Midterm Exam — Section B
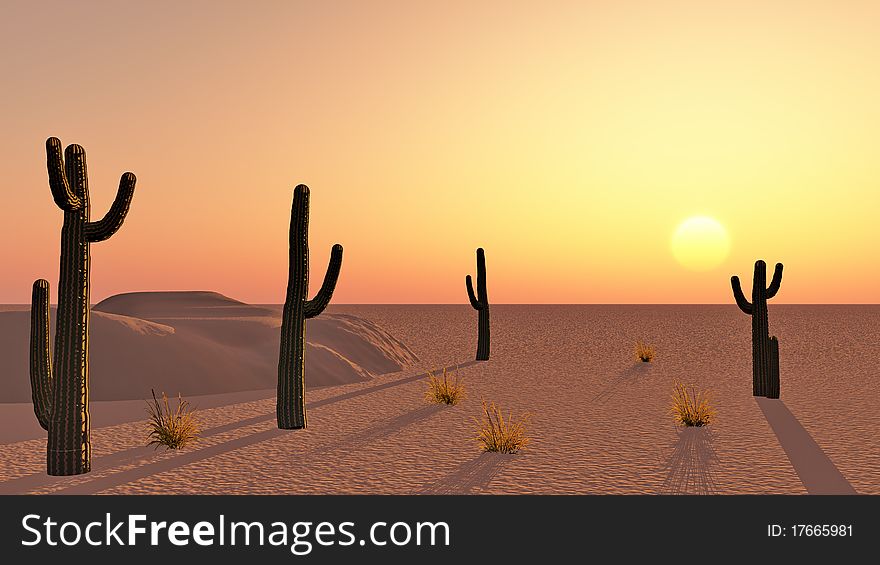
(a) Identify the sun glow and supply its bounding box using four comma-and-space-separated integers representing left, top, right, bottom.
671, 216, 731, 271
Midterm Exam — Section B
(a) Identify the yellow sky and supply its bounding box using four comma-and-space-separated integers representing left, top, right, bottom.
2, 1, 879, 303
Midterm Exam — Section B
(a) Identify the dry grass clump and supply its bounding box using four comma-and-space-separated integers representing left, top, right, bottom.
635, 341, 656, 362
146, 389, 201, 450
425, 367, 466, 405
475, 399, 531, 454
671, 382, 715, 427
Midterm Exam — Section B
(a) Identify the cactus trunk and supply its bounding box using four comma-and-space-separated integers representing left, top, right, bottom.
29, 138, 135, 475
476, 307, 489, 360
466, 248, 490, 361
750, 280, 770, 397
277, 184, 343, 429
48, 196, 92, 475
768, 336, 780, 399
731, 260, 783, 399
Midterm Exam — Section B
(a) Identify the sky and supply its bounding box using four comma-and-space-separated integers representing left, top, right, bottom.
1, 0, 879, 304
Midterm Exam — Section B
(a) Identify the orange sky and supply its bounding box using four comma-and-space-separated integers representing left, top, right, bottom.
2, 1, 879, 303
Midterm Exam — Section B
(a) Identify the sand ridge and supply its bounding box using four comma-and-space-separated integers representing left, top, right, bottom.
0, 292, 419, 403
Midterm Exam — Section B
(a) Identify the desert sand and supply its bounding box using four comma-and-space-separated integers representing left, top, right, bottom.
1, 301, 878, 495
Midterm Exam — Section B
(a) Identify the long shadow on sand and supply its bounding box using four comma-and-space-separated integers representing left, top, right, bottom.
54, 405, 446, 495
756, 397, 856, 494
591, 363, 653, 404
418, 453, 509, 494
0, 361, 478, 494
311, 405, 443, 456
659, 427, 719, 494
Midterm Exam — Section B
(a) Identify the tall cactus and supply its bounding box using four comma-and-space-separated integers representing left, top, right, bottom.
30, 137, 136, 475
277, 184, 343, 429
731, 260, 783, 399
466, 247, 490, 361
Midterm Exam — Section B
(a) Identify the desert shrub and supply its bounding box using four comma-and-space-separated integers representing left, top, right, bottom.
671, 383, 715, 427
146, 389, 201, 450
425, 367, 466, 405
635, 341, 656, 362
475, 399, 530, 454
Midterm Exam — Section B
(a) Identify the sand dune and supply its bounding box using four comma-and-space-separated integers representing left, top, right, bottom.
93, 291, 274, 319
0, 291, 419, 403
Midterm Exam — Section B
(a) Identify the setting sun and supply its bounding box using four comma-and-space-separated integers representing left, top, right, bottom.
671, 216, 731, 271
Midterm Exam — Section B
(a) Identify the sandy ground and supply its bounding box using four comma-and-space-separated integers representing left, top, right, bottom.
1, 304, 877, 495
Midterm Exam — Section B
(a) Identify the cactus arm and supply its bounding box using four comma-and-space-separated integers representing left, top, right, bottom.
29, 280, 52, 431
731, 276, 753, 315
85, 173, 136, 242
466, 275, 481, 309
45, 138, 82, 211
64, 143, 90, 202
304, 244, 343, 319
475, 247, 487, 302
766, 263, 784, 299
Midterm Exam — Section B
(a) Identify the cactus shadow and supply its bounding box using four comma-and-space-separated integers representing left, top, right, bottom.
1, 361, 476, 494
312, 404, 443, 455
309, 360, 479, 410
659, 426, 719, 495
54, 405, 444, 495
756, 397, 856, 494
591, 363, 653, 404
418, 452, 509, 494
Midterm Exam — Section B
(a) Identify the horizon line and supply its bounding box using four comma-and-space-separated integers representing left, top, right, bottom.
4, 302, 879, 307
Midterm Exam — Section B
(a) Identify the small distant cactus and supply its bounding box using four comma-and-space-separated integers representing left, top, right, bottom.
731, 260, 783, 398
30, 137, 136, 475
466, 248, 490, 361
277, 184, 343, 429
